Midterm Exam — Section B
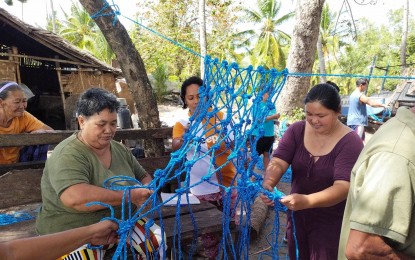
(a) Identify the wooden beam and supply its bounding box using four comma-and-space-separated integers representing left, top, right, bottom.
0, 52, 107, 70
0, 161, 45, 175
0, 128, 172, 147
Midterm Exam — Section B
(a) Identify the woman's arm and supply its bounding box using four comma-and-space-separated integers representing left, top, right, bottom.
172, 137, 185, 151
60, 183, 152, 211
280, 180, 349, 211
260, 157, 289, 206
0, 220, 118, 260
265, 112, 280, 122
40, 124, 53, 131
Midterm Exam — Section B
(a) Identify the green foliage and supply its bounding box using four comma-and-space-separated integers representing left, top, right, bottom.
235, 0, 294, 70
131, 0, 199, 83
152, 62, 169, 102
47, 0, 413, 100
281, 107, 305, 124
57, 2, 114, 64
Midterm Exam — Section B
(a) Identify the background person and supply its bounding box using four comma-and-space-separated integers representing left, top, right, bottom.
347, 78, 388, 141
172, 76, 237, 259
260, 83, 363, 259
0, 220, 118, 260
36, 87, 165, 259
338, 106, 415, 259
0, 81, 53, 164
251, 89, 280, 170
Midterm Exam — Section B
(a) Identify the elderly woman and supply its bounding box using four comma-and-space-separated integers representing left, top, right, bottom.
261, 83, 364, 260
36, 88, 165, 259
0, 81, 53, 164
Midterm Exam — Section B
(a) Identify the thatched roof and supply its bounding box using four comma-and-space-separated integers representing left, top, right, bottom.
0, 7, 121, 75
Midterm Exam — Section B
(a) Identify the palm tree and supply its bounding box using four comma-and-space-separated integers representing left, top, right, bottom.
236, 0, 294, 70
59, 2, 114, 64
317, 3, 340, 82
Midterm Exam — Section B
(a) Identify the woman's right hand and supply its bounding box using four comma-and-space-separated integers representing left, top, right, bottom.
260, 183, 275, 206
130, 188, 153, 207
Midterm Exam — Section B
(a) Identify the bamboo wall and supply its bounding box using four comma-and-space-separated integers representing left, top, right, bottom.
0, 60, 17, 82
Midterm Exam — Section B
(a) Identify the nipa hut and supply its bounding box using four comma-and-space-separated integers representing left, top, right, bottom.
0, 7, 122, 130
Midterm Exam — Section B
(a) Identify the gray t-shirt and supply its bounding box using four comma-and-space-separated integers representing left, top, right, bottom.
36, 134, 147, 234
347, 89, 368, 126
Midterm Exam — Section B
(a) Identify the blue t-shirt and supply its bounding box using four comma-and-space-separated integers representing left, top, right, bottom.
347, 89, 368, 126
252, 101, 276, 137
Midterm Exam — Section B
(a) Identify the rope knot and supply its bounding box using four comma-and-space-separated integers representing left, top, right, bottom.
117, 219, 136, 235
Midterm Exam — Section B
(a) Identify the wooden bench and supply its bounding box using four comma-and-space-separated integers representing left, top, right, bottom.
0, 128, 173, 175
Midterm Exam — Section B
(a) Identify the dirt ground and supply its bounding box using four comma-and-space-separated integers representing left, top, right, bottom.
247, 178, 291, 259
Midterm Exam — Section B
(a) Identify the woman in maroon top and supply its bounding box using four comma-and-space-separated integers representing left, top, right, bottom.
261, 83, 363, 260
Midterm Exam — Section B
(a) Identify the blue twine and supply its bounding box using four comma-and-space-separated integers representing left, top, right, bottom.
369, 107, 391, 122
0, 212, 34, 226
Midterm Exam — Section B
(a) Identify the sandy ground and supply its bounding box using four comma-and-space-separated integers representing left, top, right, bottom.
131, 104, 188, 128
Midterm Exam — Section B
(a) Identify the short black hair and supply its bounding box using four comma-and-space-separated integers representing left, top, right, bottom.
356, 78, 368, 87
180, 76, 203, 109
77, 87, 120, 117
304, 83, 341, 113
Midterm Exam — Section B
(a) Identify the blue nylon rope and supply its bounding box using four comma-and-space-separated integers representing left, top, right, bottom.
80, 55, 293, 259
0, 212, 34, 226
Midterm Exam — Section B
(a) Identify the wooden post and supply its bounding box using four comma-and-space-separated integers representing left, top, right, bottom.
12, 46, 20, 83
55, 57, 66, 120
79, 67, 85, 90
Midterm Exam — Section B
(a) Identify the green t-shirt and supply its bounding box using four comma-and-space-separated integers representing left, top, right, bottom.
36, 134, 147, 235
338, 107, 415, 259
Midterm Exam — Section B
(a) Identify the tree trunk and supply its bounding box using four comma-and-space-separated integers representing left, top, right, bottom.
277, 0, 325, 116
199, 0, 207, 78
400, 0, 409, 73
49, 0, 56, 33
78, 0, 164, 157
316, 33, 326, 83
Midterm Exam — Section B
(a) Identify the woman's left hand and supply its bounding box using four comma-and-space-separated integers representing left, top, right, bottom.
280, 193, 310, 211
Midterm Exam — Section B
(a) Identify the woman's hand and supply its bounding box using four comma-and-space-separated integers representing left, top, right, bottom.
88, 220, 119, 245
260, 183, 275, 206
280, 193, 310, 211
130, 188, 153, 207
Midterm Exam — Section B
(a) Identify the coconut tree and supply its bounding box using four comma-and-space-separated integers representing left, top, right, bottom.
236, 0, 294, 70
317, 3, 340, 82
59, 2, 114, 64
277, 0, 325, 115
78, 0, 164, 156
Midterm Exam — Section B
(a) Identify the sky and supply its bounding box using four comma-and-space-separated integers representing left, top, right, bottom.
0, 0, 407, 32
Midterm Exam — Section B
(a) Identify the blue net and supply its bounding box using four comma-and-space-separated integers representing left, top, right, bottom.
89, 56, 290, 259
